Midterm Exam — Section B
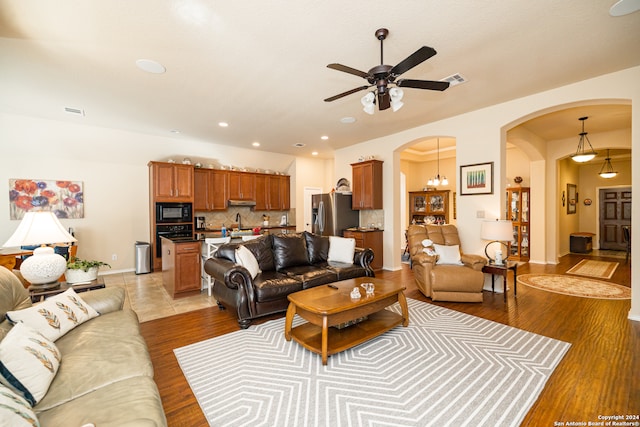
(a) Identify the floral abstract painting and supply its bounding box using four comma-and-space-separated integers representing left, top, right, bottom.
9, 179, 84, 220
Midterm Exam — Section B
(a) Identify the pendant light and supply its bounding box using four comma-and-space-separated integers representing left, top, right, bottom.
571, 116, 597, 163
427, 138, 448, 186
598, 149, 618, 179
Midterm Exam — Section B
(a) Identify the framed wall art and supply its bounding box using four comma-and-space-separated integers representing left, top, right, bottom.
567, 183, 577, 214
460, 162, 494, 195
9, 179, 84, 220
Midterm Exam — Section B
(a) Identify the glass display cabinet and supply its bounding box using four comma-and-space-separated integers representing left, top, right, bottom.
506, 187, 530, 261
409, 190, 450, 225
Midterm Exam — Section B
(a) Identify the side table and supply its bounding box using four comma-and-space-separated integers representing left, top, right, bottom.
482, 261, 518, 301
29, 277, 106, 303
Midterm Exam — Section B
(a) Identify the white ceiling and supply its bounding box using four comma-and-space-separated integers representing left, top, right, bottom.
1, 1, 639, 159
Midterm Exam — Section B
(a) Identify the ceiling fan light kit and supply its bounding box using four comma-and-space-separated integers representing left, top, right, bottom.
325, 28, 450, 113
571, 116, 597, 163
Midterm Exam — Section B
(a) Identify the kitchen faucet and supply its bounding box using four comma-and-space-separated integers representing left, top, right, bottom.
235, 212, 242, 230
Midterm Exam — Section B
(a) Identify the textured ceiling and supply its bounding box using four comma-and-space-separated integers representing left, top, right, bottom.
1, 1, 638, 159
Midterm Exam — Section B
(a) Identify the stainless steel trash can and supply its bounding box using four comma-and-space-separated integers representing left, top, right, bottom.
135, 241, 151, 274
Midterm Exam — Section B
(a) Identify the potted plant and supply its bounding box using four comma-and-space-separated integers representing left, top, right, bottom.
65, 257, 111, 284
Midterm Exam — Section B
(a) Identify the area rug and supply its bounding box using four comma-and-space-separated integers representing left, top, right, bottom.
174, 298, 570, 427
566, 259, 619, 279
517, 274, 631, 299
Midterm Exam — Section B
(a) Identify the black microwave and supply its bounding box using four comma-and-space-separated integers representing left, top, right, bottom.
156, 202, 193, 223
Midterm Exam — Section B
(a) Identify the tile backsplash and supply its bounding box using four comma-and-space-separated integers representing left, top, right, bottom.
360, 210, 384, 229
195, 207, 295, 230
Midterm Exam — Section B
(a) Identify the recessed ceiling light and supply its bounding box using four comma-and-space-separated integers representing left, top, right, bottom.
218, 122, 229, 127
293, 143, 306, 148
135, 59, 166, 74
252, 142, 260, 147
312, 151, 319, 156
321, 135, 329, 140
340, 117, 356, 124
170, 129, 181, 134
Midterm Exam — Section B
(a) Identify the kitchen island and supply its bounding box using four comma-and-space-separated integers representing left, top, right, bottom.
161, 236, 202, 298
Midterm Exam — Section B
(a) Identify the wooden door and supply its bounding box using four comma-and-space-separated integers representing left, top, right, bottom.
173, 164, 193, 200
153, 163, 176, 199
229, 172, 255, 200
267, 176, 281, 210
599, 187, 631, 250
279, 176, 290, 210
352, 164, 364, 209
210, 170, 228, 210
254, 174, 268, 210
194, 169, 209, 210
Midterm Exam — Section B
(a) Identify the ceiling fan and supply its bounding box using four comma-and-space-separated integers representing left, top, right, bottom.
324, 28, 449, 112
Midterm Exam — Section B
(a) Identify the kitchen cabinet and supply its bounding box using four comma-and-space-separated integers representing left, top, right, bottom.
161, 238, 201, 298
351, 160, 383, 210
255, 174, 290, 211
409, 190, 450, 224
228, 171, 255, 201
194, 169, 228, 211
149, 161, 194, 202
506, 187, 530, 261
343, 229, 383, 271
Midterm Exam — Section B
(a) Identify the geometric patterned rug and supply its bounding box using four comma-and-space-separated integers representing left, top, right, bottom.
517, 274, 631, 300
566, 259, 619, 279
174, 298, 570, 427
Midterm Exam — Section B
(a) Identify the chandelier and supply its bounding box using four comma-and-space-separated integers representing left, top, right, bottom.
598, 149, 618, 179
427, 138, 448, 186
571, 116, 597, 163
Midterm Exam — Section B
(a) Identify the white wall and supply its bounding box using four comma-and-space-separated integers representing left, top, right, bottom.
332, 66, 640, 320
0, 114, 329, 271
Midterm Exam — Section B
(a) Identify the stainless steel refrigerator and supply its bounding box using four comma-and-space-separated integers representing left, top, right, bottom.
311, 193, 359, 236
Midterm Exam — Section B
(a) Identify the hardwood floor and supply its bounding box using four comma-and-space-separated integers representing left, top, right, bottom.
140, 253, 638, 426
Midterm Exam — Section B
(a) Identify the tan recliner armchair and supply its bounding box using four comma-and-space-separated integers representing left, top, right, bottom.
407, 224, 487, 302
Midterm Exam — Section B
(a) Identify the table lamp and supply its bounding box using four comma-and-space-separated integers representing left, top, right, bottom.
481, 219, 513, 265
2, 211, 77, 288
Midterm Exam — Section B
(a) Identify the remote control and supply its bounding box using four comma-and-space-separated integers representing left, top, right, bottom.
328, 284, 338, 289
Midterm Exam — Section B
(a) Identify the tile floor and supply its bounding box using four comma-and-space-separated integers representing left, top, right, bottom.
101, 271, 216, 323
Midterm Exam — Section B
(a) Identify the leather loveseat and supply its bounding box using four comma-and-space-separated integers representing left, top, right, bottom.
204, 231, 375, 328
0, 267, 167, 427
407, 224, 487, 302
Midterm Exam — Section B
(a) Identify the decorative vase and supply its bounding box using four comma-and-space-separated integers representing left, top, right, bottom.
65, 267, 99, 284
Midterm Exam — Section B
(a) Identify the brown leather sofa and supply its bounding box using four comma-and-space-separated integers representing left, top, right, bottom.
407, 224, 487, 302
204, 231, 375, 328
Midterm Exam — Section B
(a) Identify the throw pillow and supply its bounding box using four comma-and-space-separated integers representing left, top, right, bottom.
304, 232, 330, 264
421, 238, 437, 256
328, 236, 356, 264
0, 383, 40, 426
6, 288, 99, 342
235, 245, 261, 279
433, 244, 463, 265
0, 322, 61, 406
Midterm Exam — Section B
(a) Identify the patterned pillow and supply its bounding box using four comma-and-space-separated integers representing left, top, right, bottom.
6, 288, 99, 342
0, 322, 61, 406
0, 382, 40, 426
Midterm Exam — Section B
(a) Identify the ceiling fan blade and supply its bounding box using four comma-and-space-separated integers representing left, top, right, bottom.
324, 85, 370, 102
396, 79, 450, 91
378, 91, 391, 110
327, 63, 370, 79
389, 46, 437, 77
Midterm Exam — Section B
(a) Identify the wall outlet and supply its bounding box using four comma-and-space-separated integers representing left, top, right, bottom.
476, 210, 485, 218
111, 254, 117, 261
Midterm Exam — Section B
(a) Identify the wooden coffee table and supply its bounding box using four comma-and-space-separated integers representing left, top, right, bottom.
284, 277, 409, 365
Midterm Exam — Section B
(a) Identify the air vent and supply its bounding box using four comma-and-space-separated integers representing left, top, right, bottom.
293, 143, 306, 148
441, 73, 467, 87
64, 107, 85, 116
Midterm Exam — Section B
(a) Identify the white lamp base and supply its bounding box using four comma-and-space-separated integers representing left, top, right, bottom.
20, 246, 67, 287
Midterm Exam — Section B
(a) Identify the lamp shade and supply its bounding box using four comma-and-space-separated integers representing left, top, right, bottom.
481, 219, 513, 242
3, 211, 77, 286
3, 211, 76, 248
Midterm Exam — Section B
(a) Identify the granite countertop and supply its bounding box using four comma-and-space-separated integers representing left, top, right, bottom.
197, 224, 296, 232
345, 227, 383, 232
160, 236, 201, 243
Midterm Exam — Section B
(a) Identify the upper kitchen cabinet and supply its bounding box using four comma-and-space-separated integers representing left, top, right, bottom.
228, 171, 256, 201
255, 174, 290, 211
149, 161, 194, 202
351, 160, 383, 210
194, 169, 228, 211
